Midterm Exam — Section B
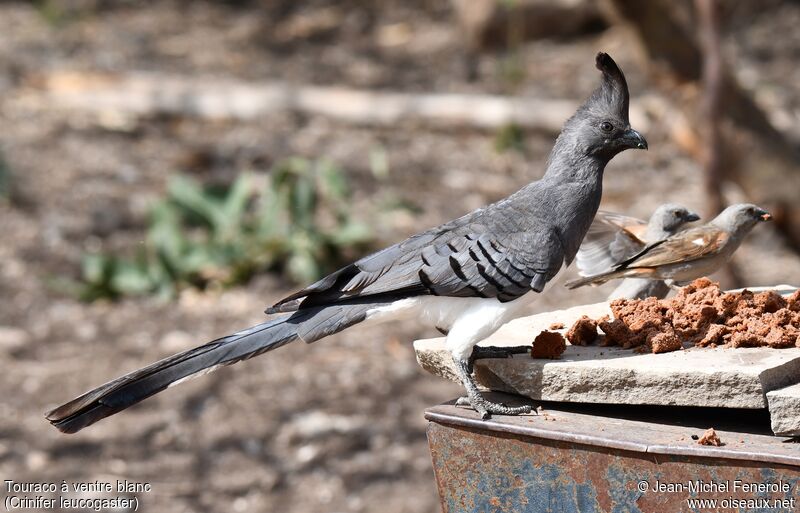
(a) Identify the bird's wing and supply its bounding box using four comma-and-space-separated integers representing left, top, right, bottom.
268, 216, 564, 312
575, 211, 648, 276
616, 225, 729, 269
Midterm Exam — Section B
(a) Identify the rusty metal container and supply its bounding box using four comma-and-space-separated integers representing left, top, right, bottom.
426, 393, 800, 512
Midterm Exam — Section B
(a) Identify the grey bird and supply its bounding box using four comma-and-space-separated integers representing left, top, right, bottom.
574, 204, 700, 299
45, 53, 647, 433
566, 203, 771, 290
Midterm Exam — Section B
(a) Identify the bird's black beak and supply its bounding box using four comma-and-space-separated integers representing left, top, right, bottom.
621, 128, 648, 150
685, 212, 701, 222
757, 208, 772, 222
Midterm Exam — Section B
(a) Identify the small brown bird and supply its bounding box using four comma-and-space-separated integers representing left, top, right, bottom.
566, 203, 771, 289
575, 204, 700, 299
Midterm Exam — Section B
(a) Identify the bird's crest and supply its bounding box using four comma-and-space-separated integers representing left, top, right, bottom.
589, 52, 630, 122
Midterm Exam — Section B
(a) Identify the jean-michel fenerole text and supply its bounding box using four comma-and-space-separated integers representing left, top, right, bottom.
650, 479, 791, 494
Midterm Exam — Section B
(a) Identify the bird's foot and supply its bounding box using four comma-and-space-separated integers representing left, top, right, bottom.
470, 345, 530, 360
666, 280, 683, 292
468, 345, 529, 373
452, 354, 533, 419
455, 394, 533, 420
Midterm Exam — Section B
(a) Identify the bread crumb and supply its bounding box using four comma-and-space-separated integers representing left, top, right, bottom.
548, 322, 565, 330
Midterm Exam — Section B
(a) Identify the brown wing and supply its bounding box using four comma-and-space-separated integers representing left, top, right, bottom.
595, 211, 648, 235
622, 223, 648, 242
575, 211, 648, 276
619, 225, 729, 269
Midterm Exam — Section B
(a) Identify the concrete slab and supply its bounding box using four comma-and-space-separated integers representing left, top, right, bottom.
414, 287, 800, 413
768, 383, 800, 436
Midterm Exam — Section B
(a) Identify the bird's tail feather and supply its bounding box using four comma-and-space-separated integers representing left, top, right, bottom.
46, 302, 380, 434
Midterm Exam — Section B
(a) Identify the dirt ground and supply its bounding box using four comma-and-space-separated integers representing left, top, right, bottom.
1, 2, 799, 512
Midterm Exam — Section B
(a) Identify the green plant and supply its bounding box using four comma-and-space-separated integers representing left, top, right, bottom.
496, 0, 526, 90
494, 123, 526, 154
75, 158, 375, 301
34, 0, 80, 27
0, 152, 12, 202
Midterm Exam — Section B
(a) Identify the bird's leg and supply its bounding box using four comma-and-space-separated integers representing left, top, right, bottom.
666, 279, 683, 292
452, 355, 532, 419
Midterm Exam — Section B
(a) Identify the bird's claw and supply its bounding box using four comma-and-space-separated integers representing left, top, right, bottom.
453, 354, 533, 419
455, 395, 533, 419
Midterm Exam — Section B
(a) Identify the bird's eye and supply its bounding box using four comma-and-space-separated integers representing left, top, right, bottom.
600, 121, 614, 132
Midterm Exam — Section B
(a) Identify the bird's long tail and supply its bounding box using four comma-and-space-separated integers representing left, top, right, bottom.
45, 302, 381, 434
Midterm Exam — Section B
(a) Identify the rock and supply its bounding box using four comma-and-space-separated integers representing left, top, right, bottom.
0, 326, 29, 351
159, 330, 194, 352
767, 383, 800, 436
25, 450, 48, 471
415, 292, 800, 412
283, 411, 368, 441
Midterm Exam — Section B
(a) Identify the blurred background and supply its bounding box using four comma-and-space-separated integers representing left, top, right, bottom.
1, 0, 799, 511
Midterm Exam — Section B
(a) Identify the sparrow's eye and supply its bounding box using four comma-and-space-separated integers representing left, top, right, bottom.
600, 121, 614, 132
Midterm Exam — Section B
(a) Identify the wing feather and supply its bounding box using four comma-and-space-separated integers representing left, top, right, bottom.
267, 220, 564, 312
575, 211, 648, 276
617, 225, 728, 269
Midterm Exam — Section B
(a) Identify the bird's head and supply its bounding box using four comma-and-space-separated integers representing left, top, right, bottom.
713, 203, 772, 234
651, 204, 701, 233
563, 53, 648, 161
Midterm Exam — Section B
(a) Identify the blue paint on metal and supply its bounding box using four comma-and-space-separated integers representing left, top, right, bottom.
756, 468, 784, 513
427, 410, 800, 513
605, 462, 644, 513
455, 460, 600, 513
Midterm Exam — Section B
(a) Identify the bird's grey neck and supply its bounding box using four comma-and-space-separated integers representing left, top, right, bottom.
531, 136, 608, 264
645, 223, 671, 242
542, 137, 607, 184
711, 219, 754, 242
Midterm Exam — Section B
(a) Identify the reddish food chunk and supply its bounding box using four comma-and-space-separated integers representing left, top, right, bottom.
571, 280, 800, 354
697, 428, 723, 446
530, 330, 566, 359
566, 316, 598, 346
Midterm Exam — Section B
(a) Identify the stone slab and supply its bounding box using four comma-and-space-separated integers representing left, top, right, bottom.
767, 383, 800, 436
414, 286, 800, 414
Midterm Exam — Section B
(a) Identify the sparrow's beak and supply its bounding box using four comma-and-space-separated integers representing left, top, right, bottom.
758, 209, 772, 222
685, 212, 701, 222
622, 128, 648, 150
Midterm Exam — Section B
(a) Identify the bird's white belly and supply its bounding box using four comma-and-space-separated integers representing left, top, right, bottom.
364, 295, 524, 326
365, 294, 538, 359
363, 264, 566, 360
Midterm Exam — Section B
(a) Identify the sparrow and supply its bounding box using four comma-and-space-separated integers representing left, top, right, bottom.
46, 53, 647, 432
566, 203, 771, 290
574, 204, 700, 299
